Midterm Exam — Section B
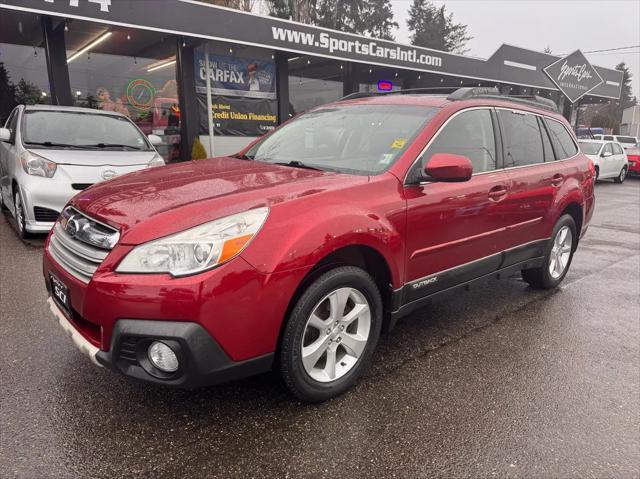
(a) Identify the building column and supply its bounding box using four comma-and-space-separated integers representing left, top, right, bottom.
342, 62, 360, 96
275, 52, 290, 124
176, 37, 200, 161
41, 16, 72, 106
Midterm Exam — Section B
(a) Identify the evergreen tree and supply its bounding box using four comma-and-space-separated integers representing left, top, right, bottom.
14, 79, 42, 105
407, 0, 471, 53
615, 62, 635, 118
362, 0, 397, 40
268, 0, 317, 23
0, 62, 17, 123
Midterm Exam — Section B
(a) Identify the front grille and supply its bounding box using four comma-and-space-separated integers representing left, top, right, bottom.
48, 221, 111, 283
71, 183, 93, 191
34, 206, 60, 222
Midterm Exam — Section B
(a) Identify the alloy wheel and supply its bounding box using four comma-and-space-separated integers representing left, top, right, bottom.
549, 226, 572, 279
301, 287, 371, 383
14, 192, 24, 235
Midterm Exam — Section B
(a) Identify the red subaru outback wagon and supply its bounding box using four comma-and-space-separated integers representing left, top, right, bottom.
44, 88, 595, 402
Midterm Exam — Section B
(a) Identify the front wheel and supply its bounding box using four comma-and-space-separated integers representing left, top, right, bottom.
614, 166, 627, 184
13, 189, 29, 239
522, 214, 577, 289
279, 266, 382, 402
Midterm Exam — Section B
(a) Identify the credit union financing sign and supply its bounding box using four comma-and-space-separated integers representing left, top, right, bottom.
543, 50, 604, 103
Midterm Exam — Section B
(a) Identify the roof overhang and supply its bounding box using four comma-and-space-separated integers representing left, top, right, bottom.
0, 0, 623, 100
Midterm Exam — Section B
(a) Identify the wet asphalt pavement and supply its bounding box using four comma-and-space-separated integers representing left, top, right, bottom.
1, 179, 639, 478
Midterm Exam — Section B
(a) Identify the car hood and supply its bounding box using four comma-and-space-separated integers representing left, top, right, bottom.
28, 148, 157, 167
70, 156, 366, 244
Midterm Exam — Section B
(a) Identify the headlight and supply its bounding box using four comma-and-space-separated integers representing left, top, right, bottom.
116, 207, 269, 276
21, 151, 56, 178
147, 153, 165, 168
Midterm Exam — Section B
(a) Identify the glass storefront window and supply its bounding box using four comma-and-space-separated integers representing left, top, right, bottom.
289, 56, 343, 116
64, 21, 181, 162
0, 12, 51, 125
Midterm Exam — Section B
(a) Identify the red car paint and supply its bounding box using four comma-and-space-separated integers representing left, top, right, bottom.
43, 93, 595, 378
626, 149, 640, 174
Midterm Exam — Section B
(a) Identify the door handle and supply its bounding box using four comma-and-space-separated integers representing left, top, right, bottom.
488, 185, 508, 201
551, 174, 564, 187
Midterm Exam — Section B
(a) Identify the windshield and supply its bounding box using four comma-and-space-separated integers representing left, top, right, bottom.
244, 104, 438, 175
578, 142, 603, 155
22, 110, 152, 151
616, 136, 637, 145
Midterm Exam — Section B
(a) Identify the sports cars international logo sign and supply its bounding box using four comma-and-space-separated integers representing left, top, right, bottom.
543, 50, 603, 103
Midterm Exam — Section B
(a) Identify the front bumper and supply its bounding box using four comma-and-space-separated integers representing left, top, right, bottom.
19, 180, 76, 233
43, 236, 306, 387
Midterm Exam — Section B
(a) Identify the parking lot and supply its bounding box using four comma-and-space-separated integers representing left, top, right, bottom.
1, 178, 638, 478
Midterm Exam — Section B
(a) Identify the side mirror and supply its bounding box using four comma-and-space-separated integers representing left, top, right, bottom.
0, 128, 11, 143
601, 151, 612, 158
148, 134, 162, 146
424, 153, 473, 182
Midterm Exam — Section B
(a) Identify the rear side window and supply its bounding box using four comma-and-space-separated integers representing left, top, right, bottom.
616, 136, 636, 145
603, 135, 614, 141
413, 109, 497, 178
498, 110, 544, 167
546, 119, 579, 159
538, 117, 555, 161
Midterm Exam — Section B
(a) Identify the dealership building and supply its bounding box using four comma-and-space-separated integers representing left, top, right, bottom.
0, 0, 624, 162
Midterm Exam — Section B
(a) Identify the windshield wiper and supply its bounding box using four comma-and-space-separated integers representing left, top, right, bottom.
234, 153, 254, 160
273, 160, 323, 171
23, 141, 92, 149
79, 143, 143, 150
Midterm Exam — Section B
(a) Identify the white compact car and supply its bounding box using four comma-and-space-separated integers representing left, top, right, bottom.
0, 105, 165, 237
578, 139, 628, 183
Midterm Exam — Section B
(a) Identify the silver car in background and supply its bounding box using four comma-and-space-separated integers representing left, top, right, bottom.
0, 105, 165, 237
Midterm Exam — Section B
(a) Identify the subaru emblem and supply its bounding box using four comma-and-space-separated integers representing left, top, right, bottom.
65, 217, 80, 237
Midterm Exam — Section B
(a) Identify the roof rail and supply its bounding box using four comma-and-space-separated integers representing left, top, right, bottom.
338, 86, 559, 112
446, 87, 501, 100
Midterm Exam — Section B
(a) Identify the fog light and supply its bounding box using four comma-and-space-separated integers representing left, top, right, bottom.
148, 341, 179, 372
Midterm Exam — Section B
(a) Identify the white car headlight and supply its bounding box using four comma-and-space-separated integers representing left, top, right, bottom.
21, 150, 57, 178
147, 153, 165, 168
116, 207, 269, 277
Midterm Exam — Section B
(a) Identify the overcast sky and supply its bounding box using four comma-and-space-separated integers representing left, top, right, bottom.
389, 0, 640, 97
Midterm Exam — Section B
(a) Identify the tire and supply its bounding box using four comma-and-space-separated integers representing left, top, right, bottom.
13, 189, 29, 239
614, 166, 627, 184
522, 214, 577, 289
0, 190, 7, 211
594, 166, 600, 181
279, 266, 383, 402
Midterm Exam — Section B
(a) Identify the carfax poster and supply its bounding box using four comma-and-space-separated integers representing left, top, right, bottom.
195, 51, 277, 135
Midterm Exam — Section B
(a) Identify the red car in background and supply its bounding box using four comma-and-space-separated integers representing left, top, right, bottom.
43, 87, 595, 402
626, 147, 640, 175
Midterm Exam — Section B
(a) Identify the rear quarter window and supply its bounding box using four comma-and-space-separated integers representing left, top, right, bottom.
546, 119, 579, 159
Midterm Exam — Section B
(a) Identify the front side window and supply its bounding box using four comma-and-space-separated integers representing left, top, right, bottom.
546, 119, 579, 159
411, 109, 497, 180
245, 104, 438, 175
613, 143, 624, 155
22, 111, 153, 151
499, 110, 544, 167
603, 143, 614, 155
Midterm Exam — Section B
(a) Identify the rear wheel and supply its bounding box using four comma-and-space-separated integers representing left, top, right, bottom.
594, 166, 600, 181
279, 266, 382, 402
522, 214, 577, 289
614, 166, 627, 184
